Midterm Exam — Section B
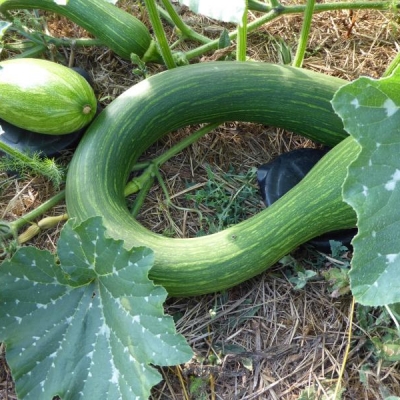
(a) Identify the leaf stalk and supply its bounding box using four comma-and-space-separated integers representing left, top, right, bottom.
236, 1, 248, 62
143, 0, 176, 68
292, 0, 315, 68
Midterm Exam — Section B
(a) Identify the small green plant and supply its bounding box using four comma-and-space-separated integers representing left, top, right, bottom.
356, 303, 400, 364
280, 240, 352, 291
189, 376, 208, 400
279, 254, 318, 290
298, 385, 345, 400
322, 267, 350, 297
186, 165, 261, 235
320, 240, 352, 296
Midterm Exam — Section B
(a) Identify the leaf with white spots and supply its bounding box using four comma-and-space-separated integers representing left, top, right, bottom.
0, 217, 192, 400
332, 66, 400, 306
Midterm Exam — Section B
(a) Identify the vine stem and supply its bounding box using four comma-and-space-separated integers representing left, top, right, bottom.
154, 122, 222, 166
153, 168, 204, 224
143, 0, 176, 69
0, 141, 37, 166
185, 9, 278, 60
264, 0, 282, 9
3, 123, 222, 237
249, 0, 394, 13
129, 175, 155, 218
292, 0, 315, 68
382, 50, 400, 77
43, 36, 102, 48
5, 22, 103, 58
8, 190, 66, 234
236, 1, 248, 61
125, 122, 222, 214
0, 141, 64, 187
184, 0, 394, 61
159, 0, 211, 44
129, 122, 222, 180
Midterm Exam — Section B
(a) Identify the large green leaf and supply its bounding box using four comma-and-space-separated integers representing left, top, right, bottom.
0, 217, 192, 400
332, 67, 400, 306
178, 0, 246, 24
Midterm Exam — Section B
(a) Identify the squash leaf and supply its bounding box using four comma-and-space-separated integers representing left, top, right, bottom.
178, 0, 246, 24
0, 216, 192, 400
332, 67, 400, 306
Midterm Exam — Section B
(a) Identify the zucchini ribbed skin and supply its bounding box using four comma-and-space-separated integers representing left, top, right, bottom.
0, 0, 152, 60
66, 61, 357, 297
0, 58, 97, 135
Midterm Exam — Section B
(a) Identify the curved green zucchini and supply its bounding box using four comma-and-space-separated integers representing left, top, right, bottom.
0, 0, 152, 60
66, 61, 357, 297
0, 58, 97, 134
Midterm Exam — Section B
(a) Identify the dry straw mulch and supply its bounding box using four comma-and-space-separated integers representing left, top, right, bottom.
1, 1, 400, 399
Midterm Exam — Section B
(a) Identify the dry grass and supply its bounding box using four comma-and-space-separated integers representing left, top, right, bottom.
1, 1, 400, 399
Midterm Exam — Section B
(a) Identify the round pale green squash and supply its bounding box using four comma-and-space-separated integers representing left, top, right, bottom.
0, 58, 97, 135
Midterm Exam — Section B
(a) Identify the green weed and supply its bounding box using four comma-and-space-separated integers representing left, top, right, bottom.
185, 165, 262, 236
